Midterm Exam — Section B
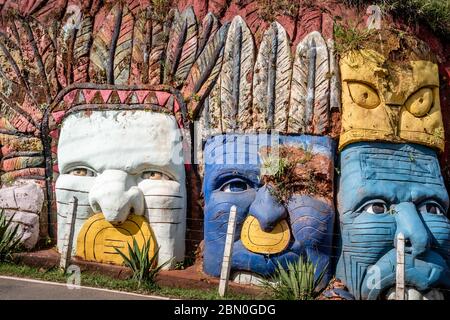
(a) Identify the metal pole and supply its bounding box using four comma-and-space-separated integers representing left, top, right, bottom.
218, 205, 237, 297
60, 196, 78, 271
396, 232, 405, 300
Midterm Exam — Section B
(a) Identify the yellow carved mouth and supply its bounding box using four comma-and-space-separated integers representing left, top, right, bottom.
241, 215, 291, 254
76, 213, 157, 265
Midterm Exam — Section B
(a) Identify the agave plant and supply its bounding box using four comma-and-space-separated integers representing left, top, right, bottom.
262, 256, 327, 300
0, 210, 23, 262
114, 238, 172, 288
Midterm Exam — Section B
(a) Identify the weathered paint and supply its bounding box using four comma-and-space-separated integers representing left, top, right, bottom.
76, 213, 157, 265
339, 50, 444, 151
336, 142, 450, 300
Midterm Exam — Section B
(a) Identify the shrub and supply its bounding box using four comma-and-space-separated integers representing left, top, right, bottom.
262, 256, 326, 300
114, 238, 172, 289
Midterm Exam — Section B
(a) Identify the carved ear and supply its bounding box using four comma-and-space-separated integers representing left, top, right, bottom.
288, 31, 331, 135
163, 6, 198, 87
252, 21, 292, 132
182, 14, 229, 120
207, 15, 255, 133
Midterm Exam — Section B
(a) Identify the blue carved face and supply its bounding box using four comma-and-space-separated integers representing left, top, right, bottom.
203, 134, 336, 285
336, 142, 450, 300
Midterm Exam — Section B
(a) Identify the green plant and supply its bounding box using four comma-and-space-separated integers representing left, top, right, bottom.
262, 256, 326, 300
0, 210, 23, 262
114, 238, 172, 289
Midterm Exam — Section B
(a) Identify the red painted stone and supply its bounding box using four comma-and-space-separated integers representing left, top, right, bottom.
51, 111, 65, 125
135, 91, 149, 104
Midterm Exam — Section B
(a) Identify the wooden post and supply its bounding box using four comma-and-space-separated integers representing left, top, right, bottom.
396, 232, 405, 300
60, 196, 78, 271
218, 205, 238, 297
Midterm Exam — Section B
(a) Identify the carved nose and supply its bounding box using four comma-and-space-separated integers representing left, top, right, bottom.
393, 202, 430, 257
89, 169, 144, 224
248, 185, 287, 232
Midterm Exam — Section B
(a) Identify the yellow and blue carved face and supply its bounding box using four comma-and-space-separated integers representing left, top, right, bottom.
339, 50, 444, 152
202, 134, 336, 286
336, 142, 450, 300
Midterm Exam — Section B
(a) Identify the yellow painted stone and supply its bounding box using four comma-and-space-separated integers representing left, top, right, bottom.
339, 49, 444, 152
241, 215, 291, 254
76, 213, 157, 265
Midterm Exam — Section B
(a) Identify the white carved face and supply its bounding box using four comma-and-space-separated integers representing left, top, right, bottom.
55, 110, 186, 267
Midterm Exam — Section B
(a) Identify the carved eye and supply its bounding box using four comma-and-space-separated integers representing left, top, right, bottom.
348, 82, 380, 109
362, 202, 388, 214
68, 168, 96, 177
418, 202, 443, 215
221, 180, 250, 193
141, 171, 172, 180
405, 88, 433, 117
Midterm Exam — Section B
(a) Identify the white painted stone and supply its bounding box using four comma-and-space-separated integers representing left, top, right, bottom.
56, 110, 186, 268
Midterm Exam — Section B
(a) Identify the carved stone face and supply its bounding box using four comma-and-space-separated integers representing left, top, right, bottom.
203, 134, 335, 285
336, 142, 450, 300
339, 50, 444, 151
55, 110, 186, 267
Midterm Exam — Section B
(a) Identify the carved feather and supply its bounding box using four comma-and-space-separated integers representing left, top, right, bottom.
164, 6, 198, 87
206, 77, 223, 134
31, 20, 58, 99
288, 31, 330, 134
253, 21, 291, 132
147, 20, 167, 85
56, 6, 79, 87
219, 15, 254, 131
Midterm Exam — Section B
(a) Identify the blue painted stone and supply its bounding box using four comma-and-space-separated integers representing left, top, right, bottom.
336, 142, 450, 300
203, 134, 336, 287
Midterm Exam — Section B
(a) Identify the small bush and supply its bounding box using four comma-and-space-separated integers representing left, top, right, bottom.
262, 257, 326, 300
114, 238, 172, 289
0, 210, 23, 262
